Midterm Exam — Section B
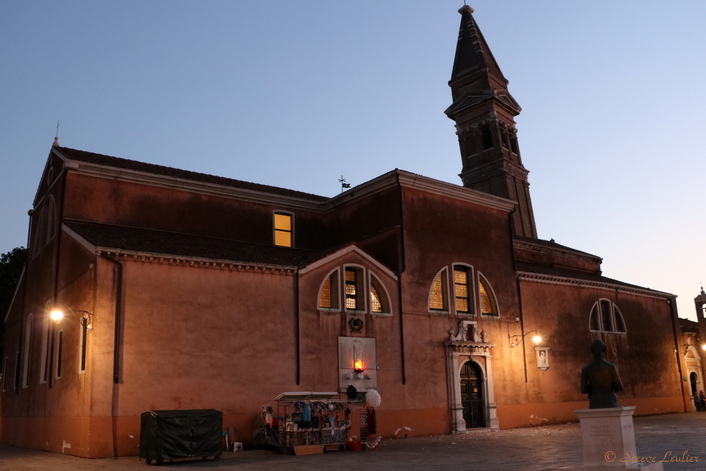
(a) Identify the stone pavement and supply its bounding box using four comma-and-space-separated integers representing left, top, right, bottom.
2, 413, 706, 471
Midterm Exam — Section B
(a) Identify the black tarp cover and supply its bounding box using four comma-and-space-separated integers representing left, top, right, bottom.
139, 409, 222, 461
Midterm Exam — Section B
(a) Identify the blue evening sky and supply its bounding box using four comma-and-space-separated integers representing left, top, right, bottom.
1, 1, 705, 320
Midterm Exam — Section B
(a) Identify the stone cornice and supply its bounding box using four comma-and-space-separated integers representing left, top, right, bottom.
517, 271, 673, 300
96, 250, 297, 275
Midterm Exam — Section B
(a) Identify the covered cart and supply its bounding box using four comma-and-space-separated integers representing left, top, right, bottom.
139, 409, 222, 465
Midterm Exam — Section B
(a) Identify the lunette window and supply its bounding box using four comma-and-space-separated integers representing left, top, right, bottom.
429, 265, 499, 317
318, 266, 391, 315
589, 300, 626, 333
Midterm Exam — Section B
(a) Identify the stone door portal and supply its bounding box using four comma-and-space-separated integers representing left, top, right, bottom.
460, 361, 484, 428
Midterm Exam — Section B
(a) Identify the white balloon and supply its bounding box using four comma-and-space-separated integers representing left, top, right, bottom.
366, 388, 381, 408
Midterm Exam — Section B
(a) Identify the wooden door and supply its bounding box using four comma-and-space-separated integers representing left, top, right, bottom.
460, 361, 484, 428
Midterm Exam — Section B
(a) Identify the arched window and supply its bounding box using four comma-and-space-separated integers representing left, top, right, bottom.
429, 268, 449, 312
454, 266, 473, 314
318, 269, 340, 310
318, 266, 391, 315
589, 299, 626, 333
21, 314, 32, 388
478, 273, 499, 317
345, 266, 364, 311
370, 273, 391, 315
481, 125, 493, 150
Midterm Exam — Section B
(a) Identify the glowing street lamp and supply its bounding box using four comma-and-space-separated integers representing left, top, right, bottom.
48, 305, 93, 329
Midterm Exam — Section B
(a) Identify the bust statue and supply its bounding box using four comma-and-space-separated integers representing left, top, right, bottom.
580, 339, 624, 408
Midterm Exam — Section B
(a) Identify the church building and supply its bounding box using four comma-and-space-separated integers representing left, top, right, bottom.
1, 6, 689, 458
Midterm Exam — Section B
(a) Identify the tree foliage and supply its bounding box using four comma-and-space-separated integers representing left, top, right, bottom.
0, 246, 27, 359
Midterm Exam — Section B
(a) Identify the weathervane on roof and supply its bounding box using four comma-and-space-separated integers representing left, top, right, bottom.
53, 120, 60, 147
339, 175, 351, 193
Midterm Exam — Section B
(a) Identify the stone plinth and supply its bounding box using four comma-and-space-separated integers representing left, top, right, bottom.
573, 407, 663, 470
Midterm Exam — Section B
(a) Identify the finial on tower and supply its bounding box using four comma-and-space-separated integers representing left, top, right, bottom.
459, 4, 474, 14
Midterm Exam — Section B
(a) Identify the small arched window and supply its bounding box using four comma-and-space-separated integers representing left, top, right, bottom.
478, 273, 498, 317
370, 273, 391, 315
318, 269, 340, 310
589, 299, 626, 333
318, 266, 391, 315
429, 268, 449, 312
481, 125, 493, 150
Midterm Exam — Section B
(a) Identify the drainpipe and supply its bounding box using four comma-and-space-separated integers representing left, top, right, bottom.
396, 173, 406, 384
668, 295, 688, 412
100, 252, 123, 457
295, 268, 300, 385
507, 207, 529, 383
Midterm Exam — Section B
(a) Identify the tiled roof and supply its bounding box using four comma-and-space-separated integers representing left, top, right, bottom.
55, 146, 330, 202
65, 220, 323, 268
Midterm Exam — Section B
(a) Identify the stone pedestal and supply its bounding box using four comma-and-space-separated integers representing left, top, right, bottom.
572, 407, 663, 470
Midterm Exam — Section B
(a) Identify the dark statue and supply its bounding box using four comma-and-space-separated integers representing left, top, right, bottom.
580, 339, 623, 408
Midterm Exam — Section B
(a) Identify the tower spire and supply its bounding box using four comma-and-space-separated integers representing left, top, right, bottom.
445, 6, 537, 238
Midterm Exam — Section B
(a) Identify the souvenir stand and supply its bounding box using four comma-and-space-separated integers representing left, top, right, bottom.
275, 391, 351, 455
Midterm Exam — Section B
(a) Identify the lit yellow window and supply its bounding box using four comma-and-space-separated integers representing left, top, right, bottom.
318, 270, 340, 310
479, 276, 497, 316
371, 286, 382, 313
345, 268, 358, 310
320, 276, 332, 308
274, 213, 292, 247
429, 271, 447, 311
454, 267, 472, 313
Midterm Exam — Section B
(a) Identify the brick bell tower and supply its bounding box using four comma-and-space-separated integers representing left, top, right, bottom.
445, 5, 537, 238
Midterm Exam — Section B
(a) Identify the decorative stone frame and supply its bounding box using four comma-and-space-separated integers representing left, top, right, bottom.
535, 346, 550, 371
445, 320, 498, 432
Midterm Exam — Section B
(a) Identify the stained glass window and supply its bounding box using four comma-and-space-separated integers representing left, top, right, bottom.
430, 271, 447, 311
454, 267, 471, 313
346, 268, 358, 310
371, 286, 382, 313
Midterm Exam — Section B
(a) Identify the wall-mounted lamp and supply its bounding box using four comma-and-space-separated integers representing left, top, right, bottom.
509, 330, 542, 348
49, 305, 94, 330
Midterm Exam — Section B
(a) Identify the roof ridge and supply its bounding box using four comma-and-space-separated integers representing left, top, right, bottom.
54, 146, 329, 202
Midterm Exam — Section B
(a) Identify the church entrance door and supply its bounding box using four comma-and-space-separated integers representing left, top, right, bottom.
460, 361, 484, 428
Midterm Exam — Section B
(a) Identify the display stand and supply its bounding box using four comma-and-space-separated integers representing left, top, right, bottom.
275, 392, 349, 455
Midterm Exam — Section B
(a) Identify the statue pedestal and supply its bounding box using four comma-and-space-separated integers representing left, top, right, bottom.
571, 407, 663, 470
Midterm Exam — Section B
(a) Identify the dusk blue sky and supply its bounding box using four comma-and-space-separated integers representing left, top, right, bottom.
2, 1, 705, 320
